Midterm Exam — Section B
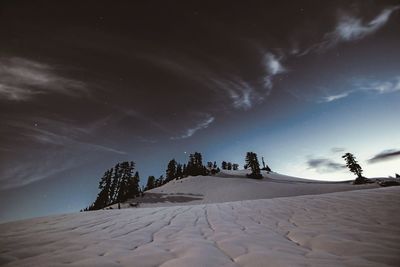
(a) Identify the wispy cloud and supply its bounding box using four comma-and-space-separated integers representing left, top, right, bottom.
171, 114, 215, 140
0, 57, 88, 101
299, 6, 400, 55
361, 76, 400, 94
139, 53, 265, 111
0, 117, 127, 189
320, 76, 400, 103
122, 108, 173, 135
263, 53, 286, 90
368, 149, 400, 164
320, 92, 350, 103
307, 157, 345, 173
210, 78, 260, 110
334, 6, 399, 42
0, 159, 79, 190
5, 117, 126, 155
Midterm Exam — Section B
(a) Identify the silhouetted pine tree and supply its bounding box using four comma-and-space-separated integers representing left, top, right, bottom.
156, 175, 164, 186
182, 164, 187, 177
146, 175, 156, 190
127, 170, 140, 198
186, 152, 207, 176
207, 162, 213, 169
261, 157, 272, 172
116, 161, 131, 203
245, 152, 262, 179
221, 161, 227, 170
134, 171, 140, 194
109, 163, 121, 203
176, 164, 183, 179
227, 162, 232, 170
342, 153, 367, 184
166, 159, 177, 183
92, 169, 112, 209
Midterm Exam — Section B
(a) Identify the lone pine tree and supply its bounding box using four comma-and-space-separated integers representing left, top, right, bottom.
245, 152, 262, 179
342, 153, 367, 184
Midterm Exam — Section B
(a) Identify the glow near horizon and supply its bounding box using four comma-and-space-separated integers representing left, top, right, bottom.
213, 92, 400, 181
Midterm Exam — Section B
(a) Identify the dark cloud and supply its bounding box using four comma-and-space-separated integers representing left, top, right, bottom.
331, 147, 346, 153
307, 157, 346, 173
368, 149, 400, 163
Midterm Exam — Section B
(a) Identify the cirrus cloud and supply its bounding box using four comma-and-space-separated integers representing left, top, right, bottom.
171, 114, 215, 140
0, 57, 88, 101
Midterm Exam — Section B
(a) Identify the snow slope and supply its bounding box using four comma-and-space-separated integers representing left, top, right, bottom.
119, 170, 379, 208
1, 186, 399, 267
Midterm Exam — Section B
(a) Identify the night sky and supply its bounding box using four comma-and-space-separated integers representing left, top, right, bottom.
1, 0, 400, 222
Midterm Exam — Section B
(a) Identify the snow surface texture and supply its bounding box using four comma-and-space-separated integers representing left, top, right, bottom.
1, 186, 399, 267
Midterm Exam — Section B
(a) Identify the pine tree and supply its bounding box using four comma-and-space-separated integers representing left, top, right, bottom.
109, 163, 121, 203
227, 162, 232, 170
232, 163, 239, 170
156, 175, 164, 187
221, 161, 227, 170
117, 161, 131, 203
207, 162, 213, 169
166, 159, 177, 183
245, 152, 262, 179
127, 170, 140, 198
146, 175, 156, 190
261, 157, 272, 172
92, 169, 111, 209
342, 153, 366, 184
186, 152, 206, 176
182, 164, 187, 177
176, 163, 183, 179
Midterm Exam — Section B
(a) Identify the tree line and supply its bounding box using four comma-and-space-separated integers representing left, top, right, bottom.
84, 150, 395, 211
146, 152, 215, 190
84, 151, 271, 211
221, 161, 239, 170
